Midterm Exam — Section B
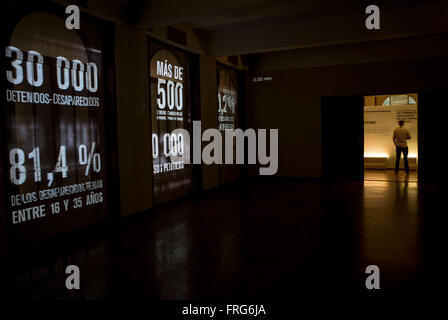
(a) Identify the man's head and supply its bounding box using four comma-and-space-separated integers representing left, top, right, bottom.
398, 120, 405, 127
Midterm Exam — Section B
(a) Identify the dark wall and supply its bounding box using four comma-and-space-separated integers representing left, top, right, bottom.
115, 25, 154, 216
247, 37, 448, 177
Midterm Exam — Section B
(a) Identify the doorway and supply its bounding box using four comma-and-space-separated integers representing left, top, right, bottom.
322, 92, 446, 183
363, 94, 418, 182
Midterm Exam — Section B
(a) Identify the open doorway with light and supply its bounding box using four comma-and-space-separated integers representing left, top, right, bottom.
364, 94, 418, 182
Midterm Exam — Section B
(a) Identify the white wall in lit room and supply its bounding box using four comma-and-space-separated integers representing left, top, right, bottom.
364, 94, 418, 169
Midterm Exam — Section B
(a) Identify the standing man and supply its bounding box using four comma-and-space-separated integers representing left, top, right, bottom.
393, 120, 411, 173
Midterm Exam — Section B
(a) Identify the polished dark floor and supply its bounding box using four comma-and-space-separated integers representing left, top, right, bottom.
364, 169, 418, 182
1, 178, 443, 300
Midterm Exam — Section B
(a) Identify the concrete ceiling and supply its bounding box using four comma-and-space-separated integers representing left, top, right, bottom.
82, 0, 448, 56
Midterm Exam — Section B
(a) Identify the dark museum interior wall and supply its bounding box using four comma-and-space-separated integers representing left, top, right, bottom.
247, 34, 448, 178
199, 56, 220, 191
115, 25, 154, 216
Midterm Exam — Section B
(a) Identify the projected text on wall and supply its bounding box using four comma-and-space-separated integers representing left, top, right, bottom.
150, 47, 192, 203
217, 67, 237, 131
2, 12, 109, 242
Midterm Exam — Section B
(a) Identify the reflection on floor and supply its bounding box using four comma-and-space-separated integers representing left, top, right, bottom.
364, 169, 417, 182
0, 178, 442, 300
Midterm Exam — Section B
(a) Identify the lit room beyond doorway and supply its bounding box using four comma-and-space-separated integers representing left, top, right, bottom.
364, 94, 418, 182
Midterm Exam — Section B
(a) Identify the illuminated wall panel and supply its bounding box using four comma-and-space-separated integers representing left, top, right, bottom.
149, 42, 192, 204
217, 64, 241, 184
1, 6, 114, 245
217, 66, 238, 131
